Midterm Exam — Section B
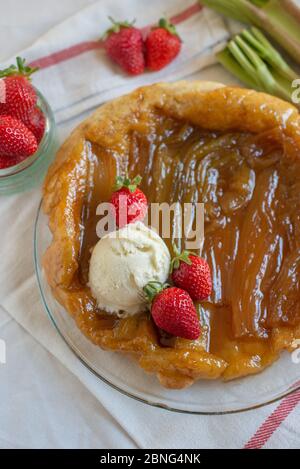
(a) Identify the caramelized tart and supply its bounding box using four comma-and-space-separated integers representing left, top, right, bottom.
43, 82, 300, 389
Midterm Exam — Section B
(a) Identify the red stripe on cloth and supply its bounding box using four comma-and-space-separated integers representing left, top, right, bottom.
244, 388, 300, 449
141, 2, 203, 36
170, 2, 202, 24
29, 41, 103, 69
28, 2, 203, 70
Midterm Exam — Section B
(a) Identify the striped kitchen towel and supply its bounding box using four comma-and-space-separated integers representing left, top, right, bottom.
2, 0, 229, 124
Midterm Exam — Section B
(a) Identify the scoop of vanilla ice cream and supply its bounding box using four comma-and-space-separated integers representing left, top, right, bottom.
89, 221, 171, 317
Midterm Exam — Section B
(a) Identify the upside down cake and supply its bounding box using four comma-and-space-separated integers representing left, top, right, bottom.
43, 81, 300, 389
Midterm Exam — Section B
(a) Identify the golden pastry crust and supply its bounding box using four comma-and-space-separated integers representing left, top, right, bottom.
43, 81, 300, 389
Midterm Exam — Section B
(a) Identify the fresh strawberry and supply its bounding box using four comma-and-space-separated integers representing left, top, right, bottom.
23, 107, 46, 143
0, 115, 38, 158
171, 247, 212, 301
144, 282, 200, 340
103, 18, 145, 75
0, 57, 38, 121
110, 175, 148, 228
145, 18, 181, 71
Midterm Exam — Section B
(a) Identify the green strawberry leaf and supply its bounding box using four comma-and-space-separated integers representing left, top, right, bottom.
170, 244, 195, 273
0, 57, 38, 79
113, 174, 142, 193
128, 184, 136, 193
133, 175, 142, 185
102, 17, 136, 39
143, 281, 169, 304
158, 18, 180, 38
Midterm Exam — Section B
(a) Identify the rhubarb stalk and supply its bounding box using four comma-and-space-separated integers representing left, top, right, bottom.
200, 0, 300, 65
217, 28, 299, 105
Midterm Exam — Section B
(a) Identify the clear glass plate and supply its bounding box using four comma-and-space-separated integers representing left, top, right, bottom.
34, 201, 300, 415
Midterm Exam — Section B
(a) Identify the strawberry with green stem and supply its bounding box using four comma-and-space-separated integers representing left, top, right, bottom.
145, 18, 182, 71
110, 174, 148, 228
171, 245, 212, 301
0, 57, 39, 122
144, 281, 201, 340
103, 18, 145, 75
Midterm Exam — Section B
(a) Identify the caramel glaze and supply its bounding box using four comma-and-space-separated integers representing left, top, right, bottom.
45, 111, 300, 385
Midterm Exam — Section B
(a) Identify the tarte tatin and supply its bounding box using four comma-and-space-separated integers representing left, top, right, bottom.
43, 81, 300, 389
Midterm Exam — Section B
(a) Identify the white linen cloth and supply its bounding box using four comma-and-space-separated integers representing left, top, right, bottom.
2, 0, 229, 124
0, 0, 300, 449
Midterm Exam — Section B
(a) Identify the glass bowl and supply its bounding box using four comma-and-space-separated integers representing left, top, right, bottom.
0, 89, 57, 195
34, 201, 300, 414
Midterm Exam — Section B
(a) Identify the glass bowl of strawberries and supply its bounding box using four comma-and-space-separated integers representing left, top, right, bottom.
0, 58, 56, 195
